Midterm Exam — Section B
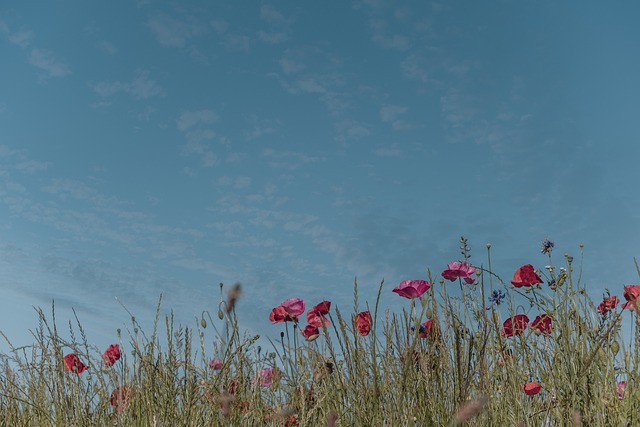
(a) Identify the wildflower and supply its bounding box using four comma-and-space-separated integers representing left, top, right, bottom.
301, 325, 320, 342
617, 381, 626, 399
253, 367, 281, 388
622, 286, 640, 312
63, 353, 88, 374
511, 264, 543, 288
270, 298, 306, 324
311, 300, 331, 315
488, 290, 505, 306
103, 344, 121, 367
531, 314, 552, 334
269, 306, 298, 323
281, 298, 305, 316
598, 296, 619, 316
307, 311, 330, 327
110, 385, 134, 413
418, 319, 437, 339
285, 415, 299, 427
442, 261, 476, 284
306, 300, 331, 327
523, 381, 542, 396
209, 359, 223, 370
501, 314, 529, 337
354, 311, 373, 336
540, 239, 554, 254
392, 279, 430, 299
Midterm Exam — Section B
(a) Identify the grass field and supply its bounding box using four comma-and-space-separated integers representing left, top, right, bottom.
0, 238, 637, 426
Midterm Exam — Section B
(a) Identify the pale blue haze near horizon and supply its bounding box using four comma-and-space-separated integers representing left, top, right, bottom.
1, 1, 639, 352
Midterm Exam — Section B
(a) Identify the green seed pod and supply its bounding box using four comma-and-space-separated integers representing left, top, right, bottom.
201, 317, 207, 329
218, 308, 224, 320
425, 308, 433, 319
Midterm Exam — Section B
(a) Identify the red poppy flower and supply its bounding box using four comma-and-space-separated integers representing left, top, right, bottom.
622, 286, 640, 312
354, 311, 373, 336
311, 301, 331, 315
392, 280, 430, 299
419, 319, 437, 339
269, 306, 298, 323
301, 325, 320, 342
523, 381, 541, 396
598, 296, 619, 315
510, 264, 543, 288
530, 314, 552, 334
501, 314, 529, 337
269, 298, 306, 323
110, 385, 134, 413
442, 261, 476, 284
103, 344, 121, 367
285, 415, 299, 427
63, 353, 88, 374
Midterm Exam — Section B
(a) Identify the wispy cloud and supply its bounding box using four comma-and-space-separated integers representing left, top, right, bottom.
29, 49, 71, 78
97, 40, 118, 55
9, 30, 33, 48
257, 4, 291, 45
262, 148, 324, 170
177, 110, 218, 131
176, 109, 220, 168
147, 13, 204, 48
92, 70, 164, 100
210, 18, 252, 53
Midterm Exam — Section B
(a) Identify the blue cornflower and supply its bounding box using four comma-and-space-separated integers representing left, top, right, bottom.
488, 290, 505, 305
410, 324, 427, 333
541, 238, 554, 254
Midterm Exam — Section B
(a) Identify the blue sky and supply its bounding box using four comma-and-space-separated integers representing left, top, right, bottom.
1, 1, 639, 352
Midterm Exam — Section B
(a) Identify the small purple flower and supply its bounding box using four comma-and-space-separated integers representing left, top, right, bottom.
488, 290, 505, 305
541, 239, 554, 255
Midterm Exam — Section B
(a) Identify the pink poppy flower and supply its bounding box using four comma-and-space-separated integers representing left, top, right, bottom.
622, 286, 640, 312
392, 280, 430, 299
281, 298, 306, 316
501, 314, 529, 337
306, 300, 331, 327
354, 311, 373, 336
253, 367, 281, 388
598, 296, 619, 315
209, 359, 223, 370
103, 344, 121, 367
442, 261, 476, 284
531, 314, 552, 334
511, 264, 543, 288
307, 310, 330, 327
110, 385, 134, 413
523, 381, 542, 396
63, 353, 88, 374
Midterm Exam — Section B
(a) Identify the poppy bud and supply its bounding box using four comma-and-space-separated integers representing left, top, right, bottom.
612, 341, 620, 356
